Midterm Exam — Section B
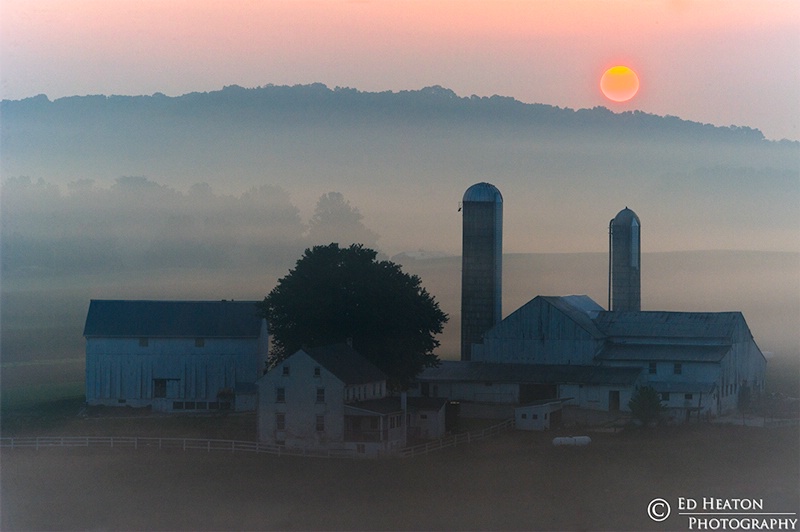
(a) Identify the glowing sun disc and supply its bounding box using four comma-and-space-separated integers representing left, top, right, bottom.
600, 66, 640, 102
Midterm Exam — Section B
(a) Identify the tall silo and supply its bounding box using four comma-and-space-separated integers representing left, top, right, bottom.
461, 182, 503, 360
609, 207, 641, 311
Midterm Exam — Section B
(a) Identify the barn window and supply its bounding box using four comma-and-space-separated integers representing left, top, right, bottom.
661, 392, 670, 402
521, 414, 527, 419
648, 362, 657, 374
276, 388, 285, 403
315, 415, 325, 432
420, 414, 428, 420
314, 366, 321, 377
139, 337, 149, 347
357, 444, 365, 454
673, 363, 682, 375
684, 394, 693, 400
282, 366, 290, 376
532, 414, 538, 420
173, 402, 184, 410
195, 338, 205, 348
316, 388, 326, 403
276, 413, 285, 431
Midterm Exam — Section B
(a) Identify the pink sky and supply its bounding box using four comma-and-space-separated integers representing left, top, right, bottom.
2, 0, 798, 139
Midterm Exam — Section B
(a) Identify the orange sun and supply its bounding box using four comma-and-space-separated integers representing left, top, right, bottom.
600, 66, 640, 103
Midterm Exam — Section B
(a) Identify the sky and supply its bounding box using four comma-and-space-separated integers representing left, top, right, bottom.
1, 0, 799, 141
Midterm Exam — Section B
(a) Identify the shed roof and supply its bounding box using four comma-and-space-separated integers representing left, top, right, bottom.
416, 361, 641, 386
304, 343, 387, 385
83, 300, 263, 338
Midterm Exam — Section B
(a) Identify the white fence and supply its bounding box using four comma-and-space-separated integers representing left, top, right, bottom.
399, 419, 515, 458
0, 420, 515, 459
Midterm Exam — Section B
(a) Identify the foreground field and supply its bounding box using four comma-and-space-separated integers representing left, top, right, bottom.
2, 414, 798, 531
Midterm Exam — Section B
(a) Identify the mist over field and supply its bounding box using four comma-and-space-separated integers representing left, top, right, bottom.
1, 84, 798, 394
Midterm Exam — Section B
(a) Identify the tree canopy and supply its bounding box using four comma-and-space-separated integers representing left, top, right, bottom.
627, 386, 664, 426
257, 243, 448, 389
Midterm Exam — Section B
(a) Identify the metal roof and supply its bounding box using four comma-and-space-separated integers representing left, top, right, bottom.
345, 397, 404, 416
593, 310, 745, 340
304, 343, 387, 385
344, 396, 447, 415
83, 300, 263, 338
417, 360, 641, 386
540, 295, 606, 339
597, 343, 731, 362
462, 182, 503, 203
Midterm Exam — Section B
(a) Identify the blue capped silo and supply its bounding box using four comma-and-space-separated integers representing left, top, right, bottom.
609, 207, 641, 311
461, 182, 503, 361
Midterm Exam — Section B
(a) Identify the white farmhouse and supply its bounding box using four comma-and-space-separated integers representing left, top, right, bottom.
257, 344, 409, 456
84, 300, 268, 412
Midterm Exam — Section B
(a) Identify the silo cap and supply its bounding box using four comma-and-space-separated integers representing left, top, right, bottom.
612, 207, 640, 226
463, 182, 503, 203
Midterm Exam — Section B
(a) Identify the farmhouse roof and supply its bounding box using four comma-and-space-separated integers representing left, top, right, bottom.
304, 343, 387, 385
83, 300, 263, 338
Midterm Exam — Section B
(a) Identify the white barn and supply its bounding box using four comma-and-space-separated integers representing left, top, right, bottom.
84, 300, 268, 412
423, 295, 766, 421
257, 344, 408, 457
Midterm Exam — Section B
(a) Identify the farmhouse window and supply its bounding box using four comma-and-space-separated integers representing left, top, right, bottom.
316, 388, 325, 403
276, 413, 285, 431
673, 363, 682, 375
316, 415, 325, 432
276, 388, 285, 403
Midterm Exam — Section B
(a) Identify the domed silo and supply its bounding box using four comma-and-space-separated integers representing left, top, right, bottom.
609, 207, 641, 311
461, 182, 503, 360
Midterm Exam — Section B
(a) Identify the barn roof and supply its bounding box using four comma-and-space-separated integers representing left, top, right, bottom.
83, 300, 263, 338
540, 295, 605, 339
416, 360, 641, 386
593, 310, 746, 341
597, 343, 731, 362
304, 343, 387, 385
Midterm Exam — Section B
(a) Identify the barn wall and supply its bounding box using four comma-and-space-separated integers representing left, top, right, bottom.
85, 337, 261, 410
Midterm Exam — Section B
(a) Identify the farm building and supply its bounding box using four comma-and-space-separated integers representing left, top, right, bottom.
514, 399, 570, 431
257, 343, 447, 456
257, 343, 405, 456
84, 300, 268, 412
428, 295, 766, 421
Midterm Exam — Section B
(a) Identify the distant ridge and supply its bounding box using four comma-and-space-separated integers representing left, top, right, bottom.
1, 83, 778, 143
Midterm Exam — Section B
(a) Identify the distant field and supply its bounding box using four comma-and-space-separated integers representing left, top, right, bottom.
2, 418, 798, 531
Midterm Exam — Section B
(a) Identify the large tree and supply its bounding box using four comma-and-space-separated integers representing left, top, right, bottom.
257, 243, 447, 389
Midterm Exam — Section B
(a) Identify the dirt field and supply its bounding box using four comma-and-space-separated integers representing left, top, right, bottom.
2, 416, 798, 531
